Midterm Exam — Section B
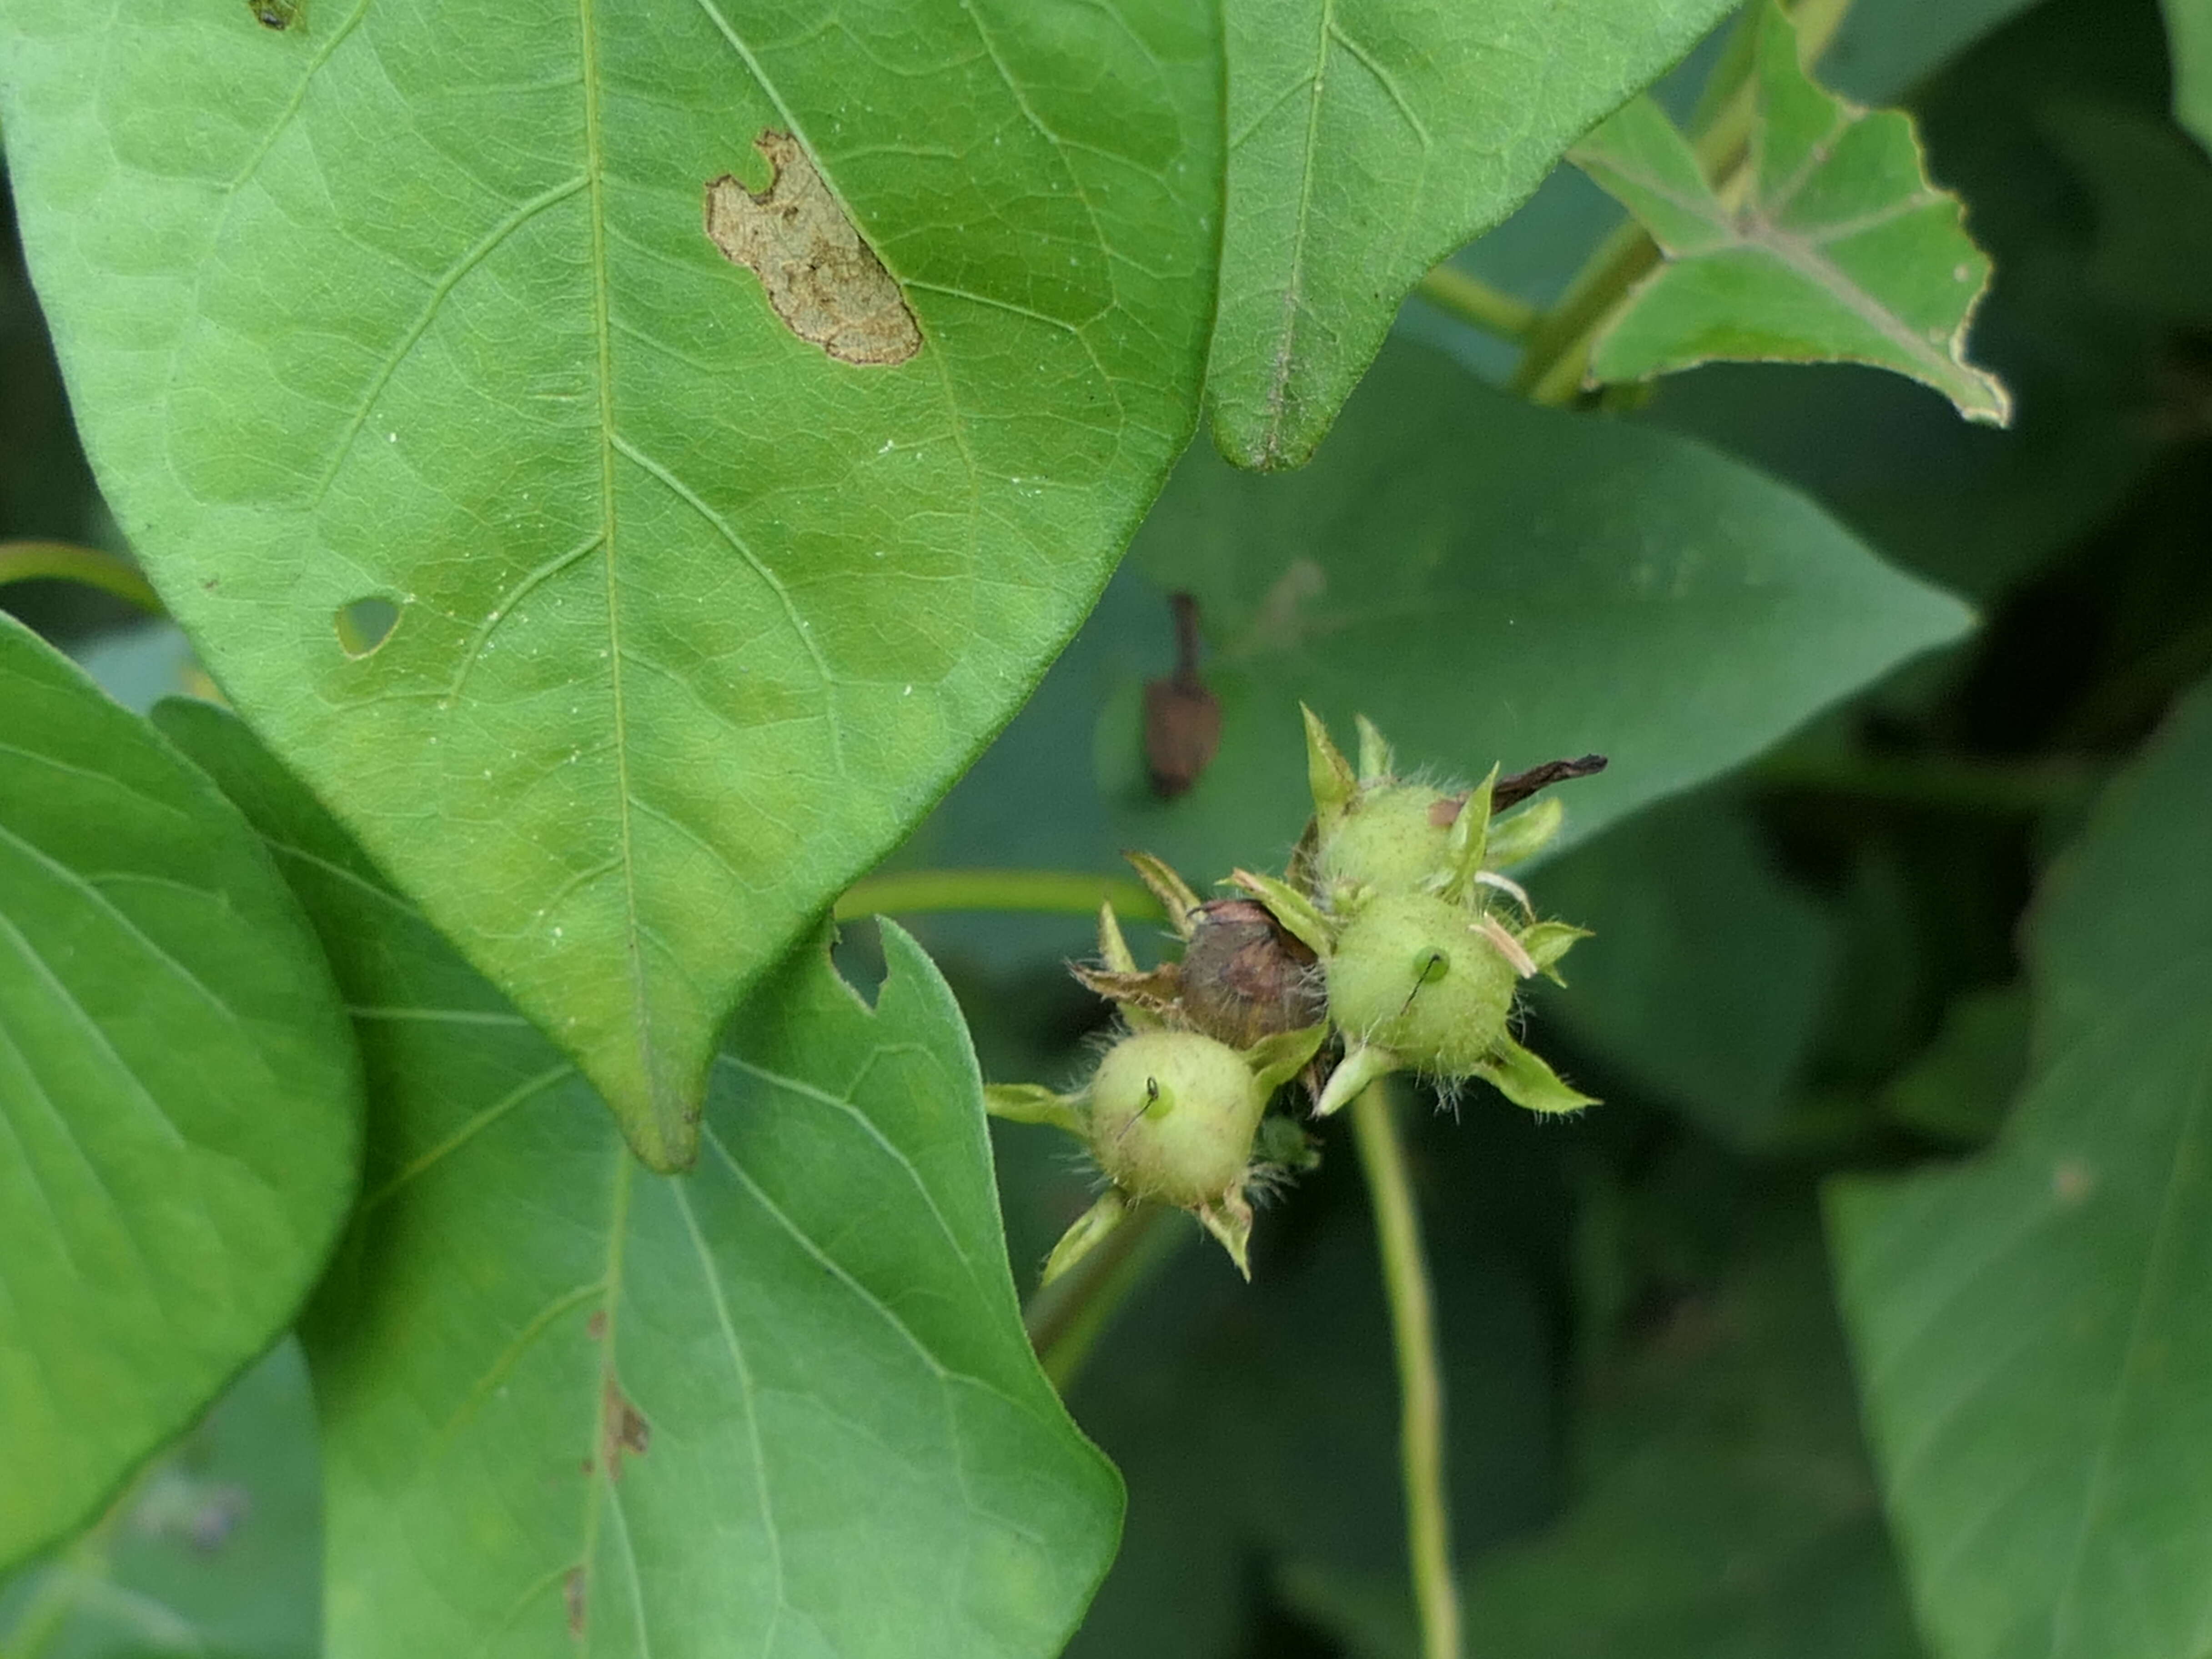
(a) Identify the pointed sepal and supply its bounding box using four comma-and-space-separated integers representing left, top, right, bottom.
1124, 850, 1203, 939
984, 1083, 1085, 1136
1041, 1188, 1131, 1286
1354, 714, 1396, 784
1472, 1036, 1598, 1116
1517, 920, 1590, 985
1316, 1041, 1402, 1117
1196, 1187, 1255, 1280
1096, 900, 1139, 973
1441, 764, 1501, 902
1067, 962, 1177, 1027
1485, 796, 1566, 867
1302, 704, 1357, 830
1242, 1023, 1330, 1095
1227, 868, 1336, 958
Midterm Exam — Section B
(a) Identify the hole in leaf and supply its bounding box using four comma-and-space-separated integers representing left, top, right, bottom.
335, 595, 400, 658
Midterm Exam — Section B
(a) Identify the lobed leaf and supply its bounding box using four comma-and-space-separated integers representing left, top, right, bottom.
156, 700, 1121, 1659
1208, 0, 1735, 469
0, 618, 360, 1569
1828, 677, 2212, 1659
0, 0, 1221, 1169
1573, 1, 2012, 423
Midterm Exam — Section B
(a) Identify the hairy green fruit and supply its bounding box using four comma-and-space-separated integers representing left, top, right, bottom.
1327, 892, 1519, 1076
1086, 1031, 1267, 1209
1315, 784, 1456, 901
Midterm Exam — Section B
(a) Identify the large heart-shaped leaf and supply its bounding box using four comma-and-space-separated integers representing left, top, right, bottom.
0, 618, 359, 1569
1207, 0, 1734, 469
1071, 340, 1972, 888
156, 699, 1120, 1659
1572, 1, 2012, 423
0, 0, 1220, 1168
1827, 677, 2212, 1659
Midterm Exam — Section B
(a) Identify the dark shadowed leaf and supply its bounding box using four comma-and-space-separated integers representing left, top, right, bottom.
1100, 340, 1973, 888
1290, 1202, 1923, 1659
1531, 790, 1840, 1150
1829, 676, 2212, 1659
0, 1341, 322, 1659
0, 618, 358, 1569
0, 0, 1221, 1169
155, 699, 1121, 1659
1574, 2, 2011, 423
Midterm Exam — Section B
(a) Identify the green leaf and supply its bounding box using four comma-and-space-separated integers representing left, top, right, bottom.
1572, 1, 2013, 424
0, 618, 359, 1570
1207, 0, 1736, 469
1532, 791, 1841, 1150
1827, 677, 2212, 1659
1084, 340, 1973, 889
1288, 1203, 1924, 1659
2167, 0, 2212, 151
154, 700, 1121, 1659
0, 1341, 323, 1659
0, 0, 1221, 1170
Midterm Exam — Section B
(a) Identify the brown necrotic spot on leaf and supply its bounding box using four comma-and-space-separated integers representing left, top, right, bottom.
704, 131, 921, 367
597, 1375, 650, 1480
563, 1567, 587, 1636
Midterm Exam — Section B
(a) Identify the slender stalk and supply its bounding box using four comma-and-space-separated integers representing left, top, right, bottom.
1025, 1202, 1181, 1391
834, 868, 1163, 923
1413, 267, 1540, 345
0, 541, 163, 615
1350, 1081, 1460, 1659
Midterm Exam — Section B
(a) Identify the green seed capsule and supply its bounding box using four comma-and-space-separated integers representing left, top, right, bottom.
1315, 783, 1456, 901
1326, 892, 1518, 1076
1085, 1031, 1267, 1209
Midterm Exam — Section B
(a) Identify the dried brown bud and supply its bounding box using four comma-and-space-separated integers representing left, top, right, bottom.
1178, 899, 1325, 1049
1144, 593, 1222, 798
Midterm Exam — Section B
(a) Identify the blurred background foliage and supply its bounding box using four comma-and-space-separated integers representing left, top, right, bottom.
6, 0, 2212, 1651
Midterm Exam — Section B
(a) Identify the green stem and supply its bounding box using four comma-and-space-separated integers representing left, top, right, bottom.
1413, 267, 1540, 344
0, 541, 163, 615
1508, 0, 1859, 404
1025, 1201, 1181, 1392
1351, 1081, 1461, 1659
835, 868, 1163, 923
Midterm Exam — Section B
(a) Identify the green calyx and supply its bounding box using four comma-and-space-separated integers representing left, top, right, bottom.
1326, 892, 1521, 1076
993, 710, 1606, 1282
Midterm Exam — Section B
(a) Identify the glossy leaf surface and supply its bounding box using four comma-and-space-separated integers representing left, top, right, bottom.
1573, 2, 2011, 423
1829, 678, 2212, 1659
0, 0, 1220, 1168
0, 619, 359, 1569
156, 700, 1119, 1659
1208, 0, 1733, 469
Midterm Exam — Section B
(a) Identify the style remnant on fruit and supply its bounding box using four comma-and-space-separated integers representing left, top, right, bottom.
987, 898, 1327, 1283
1279, 707, 1602, 1116
984, 707, 1604, 1285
